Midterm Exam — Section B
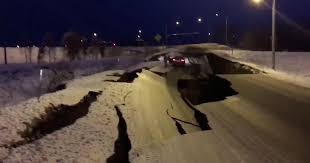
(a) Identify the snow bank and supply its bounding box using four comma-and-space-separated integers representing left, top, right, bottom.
212, 49, 310, 88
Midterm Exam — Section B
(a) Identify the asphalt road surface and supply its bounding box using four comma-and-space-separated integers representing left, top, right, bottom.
130, 68, 310, 163
196, 74, 310, 163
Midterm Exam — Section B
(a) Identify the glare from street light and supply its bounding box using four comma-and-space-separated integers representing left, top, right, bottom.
17, 45, 20, 48
197, 18, 202, 23
252, 0, 263, 4
137, 35, 141, 38
93, 33, 98, 37
216, 13, 219, 17
138, 30, 142, 33
208, 33, 211, 36
176, 21, 180, 25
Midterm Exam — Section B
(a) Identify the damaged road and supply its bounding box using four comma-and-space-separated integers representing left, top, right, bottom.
129, 51, 310, 163
2, 48, 310, 163
107, 105, 132, 163
2, 91, 102, 150
20, 91, 102, 144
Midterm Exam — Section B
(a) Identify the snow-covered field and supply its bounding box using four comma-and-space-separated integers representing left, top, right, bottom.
0, 56, 143, 108
0, 70, 134, 162
212, 49, 310, 88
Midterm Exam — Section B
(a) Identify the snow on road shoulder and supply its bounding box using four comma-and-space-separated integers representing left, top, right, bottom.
0, 70, 135, 162
212, 50, 310, 88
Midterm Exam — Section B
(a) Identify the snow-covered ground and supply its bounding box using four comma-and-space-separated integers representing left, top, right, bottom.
0, 56, 143, 108
211, 49, 310, 88
1, 45, 309, 162
0, 70, 134, 162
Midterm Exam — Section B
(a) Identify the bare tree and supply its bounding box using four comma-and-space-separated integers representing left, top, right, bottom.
63, 32, 82, 61
80, 37, 88, 59
38, 46, 45, 64
42, 32, 56, 63
25, 46, 33, 63
89, 34, 105, 59
4, 46, 7, 64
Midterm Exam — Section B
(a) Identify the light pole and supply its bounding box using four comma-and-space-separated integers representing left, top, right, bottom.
165, 24, 168, 45
216, 13, 229, 45
165, 18, 203, 45
272, 0, 276, 70
223, 16, 229, 46
253, 0, 276, 70
165, 21, 181, 45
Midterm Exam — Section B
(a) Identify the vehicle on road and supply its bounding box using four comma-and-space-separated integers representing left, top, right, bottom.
169, 56, 186, 66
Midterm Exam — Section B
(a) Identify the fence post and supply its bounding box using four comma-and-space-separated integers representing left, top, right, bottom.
4, 47, 7, 64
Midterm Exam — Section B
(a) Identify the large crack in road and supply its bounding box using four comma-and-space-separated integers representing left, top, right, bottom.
5, 91, 102, 149
178, 76, 238, 105
206, 53, 260, 74
104, 69, 142, 83
181, 95, 212, 131
107, 105, 132, 163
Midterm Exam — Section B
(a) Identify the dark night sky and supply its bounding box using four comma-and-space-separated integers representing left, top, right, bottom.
0, 0, 309, 45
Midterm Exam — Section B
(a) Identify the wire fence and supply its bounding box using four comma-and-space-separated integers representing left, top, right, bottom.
0, 46, 164, 65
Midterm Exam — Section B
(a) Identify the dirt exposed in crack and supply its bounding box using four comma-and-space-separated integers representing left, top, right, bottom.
107, 105, 132, 163
178, 76, 238, 105
181, 95, 212, 131
47, 83, 67, 93
173, 120, 186, 135
106, 72, 123, 77
9, 91, 102, 148
178, 75, 239, 131
104, 69, 142, 83
206, 53, 260, 74
166, 110, 187, 135
151, 71, 167, 77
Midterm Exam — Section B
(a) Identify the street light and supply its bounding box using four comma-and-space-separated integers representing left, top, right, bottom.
252, 0, 276, 70
214, 13, 229, 45
93, 33, 98, 37
165, 18, 202, 45
138, 30, 142, 34
197, 18, 202, 23
252, 0, 263, 4
165, 21, 181, 45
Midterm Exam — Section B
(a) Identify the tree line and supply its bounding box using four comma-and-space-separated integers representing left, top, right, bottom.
3, 32, 107, 64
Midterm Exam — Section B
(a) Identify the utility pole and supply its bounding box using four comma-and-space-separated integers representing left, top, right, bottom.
251, 0, 277, 69
165, 24, 168, 46
225, 16, 229, 45
272, 0, 276, 70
